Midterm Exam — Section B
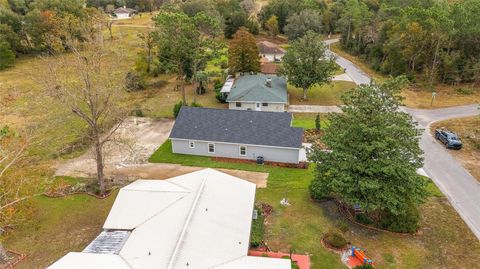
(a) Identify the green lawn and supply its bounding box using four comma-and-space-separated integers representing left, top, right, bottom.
3, 193, 117, 269
289, 81, 356, 106
292, 113, 329, 129
149, 140, 480, 269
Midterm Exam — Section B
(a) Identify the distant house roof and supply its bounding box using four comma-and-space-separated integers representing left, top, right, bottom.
257, 41, 286, 55
226, 74, 287, 103
113, 7, 136, 14
261, 63, 280, 74
48, 169, 291, 269
170, 107, 303, 149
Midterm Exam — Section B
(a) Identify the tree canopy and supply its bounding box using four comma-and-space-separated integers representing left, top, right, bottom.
227, 27, 260, 74
334, 0, 480, 86
280, 31, 337, 100
284, 9, 323, 40
309, 77, 427, 218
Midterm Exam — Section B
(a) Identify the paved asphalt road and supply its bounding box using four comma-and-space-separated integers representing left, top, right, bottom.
325, 39, 480, 240
324, 39, 371, 85
404, 105, 480, 240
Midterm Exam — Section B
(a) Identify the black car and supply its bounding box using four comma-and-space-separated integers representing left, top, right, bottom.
435, 129, 463, 149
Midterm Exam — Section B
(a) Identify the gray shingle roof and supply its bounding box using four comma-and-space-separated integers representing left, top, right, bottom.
226, 74, 287, 103
170, 107, 303, 148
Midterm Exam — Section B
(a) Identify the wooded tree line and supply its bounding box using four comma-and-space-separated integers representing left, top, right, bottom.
334, 0, 480, 86
0, 0, 106, 69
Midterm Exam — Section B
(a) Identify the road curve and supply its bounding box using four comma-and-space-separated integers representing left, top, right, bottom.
326, 38, 480, 240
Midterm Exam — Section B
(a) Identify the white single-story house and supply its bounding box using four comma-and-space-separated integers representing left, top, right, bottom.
257, 41, 286, 62
113, 7, 136, 19
169, 107, 304, 164
226, 74, 288, 112
48, 169, 292, 269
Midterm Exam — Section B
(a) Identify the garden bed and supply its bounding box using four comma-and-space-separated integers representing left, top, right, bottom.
211, 157, 308, 169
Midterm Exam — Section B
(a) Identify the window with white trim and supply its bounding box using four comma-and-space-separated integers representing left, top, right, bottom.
189, 141, 195, 148
236, 102, 241, 107
208, 143, 215, 153
262, 103, 268, 107
239, 145, 247, 156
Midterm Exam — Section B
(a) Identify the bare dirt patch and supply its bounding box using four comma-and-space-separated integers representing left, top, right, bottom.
55, 116, 269, 187
110, 163, 268, 188
430, 116, 480, 182
55, 117, 175, 178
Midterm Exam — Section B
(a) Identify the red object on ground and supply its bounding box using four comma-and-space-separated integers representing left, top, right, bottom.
347, 248, 375, 268
248, 250, 311, 269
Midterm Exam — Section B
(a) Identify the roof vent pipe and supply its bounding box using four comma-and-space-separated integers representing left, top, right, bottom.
266, 78, 272, 88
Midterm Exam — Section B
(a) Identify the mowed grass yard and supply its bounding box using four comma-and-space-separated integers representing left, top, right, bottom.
431, 116, 480, 182
288, 81, 357, 106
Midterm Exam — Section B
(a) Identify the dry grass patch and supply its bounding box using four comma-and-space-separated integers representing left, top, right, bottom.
430, 116, 480, 182
402, 85, 480, 109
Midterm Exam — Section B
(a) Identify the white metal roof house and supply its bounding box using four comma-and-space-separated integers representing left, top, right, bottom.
169, 107, 304, 164
48, 169, 292, 269
113, 6, 136, 19
226, 74, 288, 112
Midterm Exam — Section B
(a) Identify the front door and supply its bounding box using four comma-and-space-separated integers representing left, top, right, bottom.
255, 103, 261, 111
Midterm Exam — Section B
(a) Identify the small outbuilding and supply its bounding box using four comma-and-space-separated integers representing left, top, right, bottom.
113, 6, 136, 19
170, 107, 304, 164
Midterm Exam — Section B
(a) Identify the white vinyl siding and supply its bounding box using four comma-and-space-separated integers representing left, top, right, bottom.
171, 139, 300, 164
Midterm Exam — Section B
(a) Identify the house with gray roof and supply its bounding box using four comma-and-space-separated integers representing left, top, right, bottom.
226, 74, 288, 112
257, 41, 286, 62
170, 107, 304, 164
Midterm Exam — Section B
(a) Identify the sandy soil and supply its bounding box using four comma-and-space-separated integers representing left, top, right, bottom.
55, 117, 269, 187
108, 163, 268, 188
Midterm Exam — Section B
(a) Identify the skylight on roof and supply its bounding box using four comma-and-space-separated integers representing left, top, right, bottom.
83, 230, 130, 255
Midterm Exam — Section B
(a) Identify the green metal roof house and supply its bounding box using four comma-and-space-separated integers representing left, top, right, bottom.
225, 74, 288, 112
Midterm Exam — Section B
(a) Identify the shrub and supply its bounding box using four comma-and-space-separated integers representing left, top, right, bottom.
173, 101, 184, 118
131, 107, 144, 117
190, 102, 202, 107
215, 91, 227, 103
308, 177, 330, 201
456, 87, 475, 95
323, 232, 347, 249
337, 220, 349, 233
125, 71, 146, 92
378, 205, 420, 233
0, 41, 15, 70
315, 114, 321, 131
355, 213, 374, 225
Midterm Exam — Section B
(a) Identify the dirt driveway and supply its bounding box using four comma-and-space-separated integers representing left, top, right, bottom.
55, 117, 269, 187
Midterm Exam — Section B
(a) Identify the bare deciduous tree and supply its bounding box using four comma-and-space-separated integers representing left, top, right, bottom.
41, 41, 125, 195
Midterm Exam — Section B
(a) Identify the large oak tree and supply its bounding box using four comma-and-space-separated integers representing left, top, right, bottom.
280, 31, 337, 100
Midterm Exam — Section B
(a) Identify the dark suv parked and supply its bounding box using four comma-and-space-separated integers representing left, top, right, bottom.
435, 129, 463, 149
